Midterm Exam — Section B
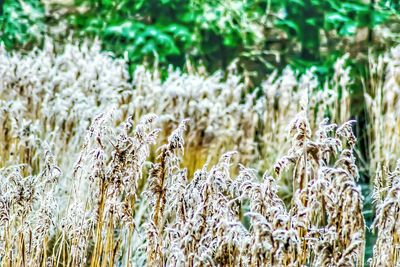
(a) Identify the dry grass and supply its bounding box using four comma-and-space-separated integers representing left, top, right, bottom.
364, 46, 400, 178
0, 40, 399, 266
371, 161, 400, 266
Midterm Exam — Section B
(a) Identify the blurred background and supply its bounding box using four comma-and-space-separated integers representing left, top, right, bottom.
1, 0, 399, 80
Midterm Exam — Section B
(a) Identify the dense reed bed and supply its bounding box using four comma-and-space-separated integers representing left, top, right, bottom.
0, 40, 399, 266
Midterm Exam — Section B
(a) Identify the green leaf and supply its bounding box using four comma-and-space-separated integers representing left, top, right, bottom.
371, 10, 390, 26
306, 18, 318, 26
104, 21, 135, 39
339, 21, 357, 36
342, 3, 369, 12
101, 0, 114, 8
275, 19, 300, 35
288, 0, 305, 7
325, 12, 350, 24
134, 0, 145, 10
141, 40, 157, 54
164, 24, 192, 44
223, 34, 239, 47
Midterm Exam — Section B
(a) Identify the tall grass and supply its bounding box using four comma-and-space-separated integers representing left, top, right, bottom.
0, 39, 399, 266
364, 46, 400, 178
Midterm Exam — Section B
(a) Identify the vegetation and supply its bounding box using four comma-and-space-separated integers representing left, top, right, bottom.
1, 1, 399, 74
0, 0, 400, 266
0, 40, 397, 266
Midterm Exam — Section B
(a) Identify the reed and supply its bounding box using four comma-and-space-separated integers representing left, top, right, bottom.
1, 39, 399, 266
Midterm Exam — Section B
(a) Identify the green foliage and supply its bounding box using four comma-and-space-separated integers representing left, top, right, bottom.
1, 0, 398, 79
275, 1, 391, 41
273, 0, 393, 76
0, 0, 46, 49
69, 0, 193, 65
65, 0, 268, 71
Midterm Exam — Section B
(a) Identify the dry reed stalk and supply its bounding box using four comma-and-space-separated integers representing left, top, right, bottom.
371, 160, 400, 267
364, 46, 400, 177
1, 39, 396, 267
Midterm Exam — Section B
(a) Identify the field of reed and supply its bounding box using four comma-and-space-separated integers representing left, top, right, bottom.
0, 40, 400, 266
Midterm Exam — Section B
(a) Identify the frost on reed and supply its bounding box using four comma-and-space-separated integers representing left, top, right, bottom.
371, 160, 400, 267
0, 39, 378, 266
126, 65, 259, 172
66, 112, 160, 266
0, 39, 129, 176
142, 113, 365, 266
273, 113, 365, 266
127, 55, 353, 176
0, 106, 367, 266
0, 145, 61, 266
146, 118, 189, 265
0, 38, 353, 180
255, 55, 352, 174
364, 45, 400, 177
